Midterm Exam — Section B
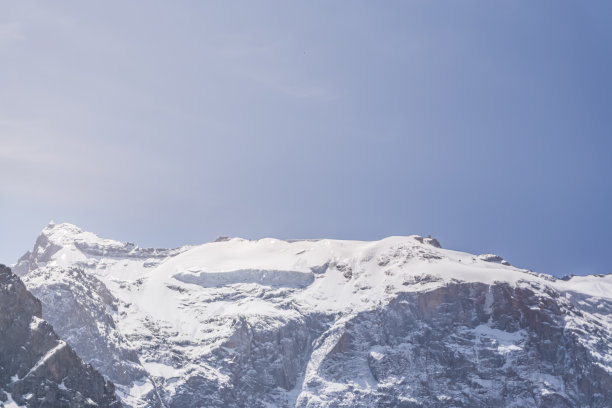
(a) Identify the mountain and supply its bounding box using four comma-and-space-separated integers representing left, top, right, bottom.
0, 264, 121, 408
13, 222, 612, 407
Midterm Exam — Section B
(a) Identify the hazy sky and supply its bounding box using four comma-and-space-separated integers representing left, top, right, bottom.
1, 1, 611, 277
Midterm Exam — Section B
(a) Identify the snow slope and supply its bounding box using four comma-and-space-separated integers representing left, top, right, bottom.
14, 222, 612, 407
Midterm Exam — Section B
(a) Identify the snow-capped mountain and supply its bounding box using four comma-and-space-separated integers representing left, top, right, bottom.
13, 222, 612, 407
0, 264, 120, 407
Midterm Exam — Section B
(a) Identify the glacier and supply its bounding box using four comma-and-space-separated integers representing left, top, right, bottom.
12, 222, 612, 407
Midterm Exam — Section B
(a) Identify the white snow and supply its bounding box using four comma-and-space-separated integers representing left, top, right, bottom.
142, 362, 179, 378
29, 316, 43, 331
2, 392, 24, 408
115, 379, 158, 408
555, 274, 612, 300
472, 324, 525, 354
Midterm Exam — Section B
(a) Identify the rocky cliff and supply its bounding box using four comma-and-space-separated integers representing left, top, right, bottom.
0, 264, 121, 408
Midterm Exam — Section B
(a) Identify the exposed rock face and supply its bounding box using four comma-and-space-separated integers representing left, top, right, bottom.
21, 267, 149, 386
13, 223, 612, 407
299, 282, 612, 407
0, 264, 121, 408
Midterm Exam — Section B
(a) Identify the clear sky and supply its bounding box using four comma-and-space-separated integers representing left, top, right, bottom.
1, 1, 611, 277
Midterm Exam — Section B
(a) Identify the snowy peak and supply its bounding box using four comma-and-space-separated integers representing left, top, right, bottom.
37, 221, 172, 257
14, 223, 612, 300
41, 221, 105, 245
14, 222, 191, 276
13, 223, 612, 407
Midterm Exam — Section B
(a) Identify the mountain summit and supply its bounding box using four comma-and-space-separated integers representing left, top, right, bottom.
14, 222, 612, 407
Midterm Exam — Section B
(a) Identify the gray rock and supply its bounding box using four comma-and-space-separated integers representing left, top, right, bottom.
0, 265, 121, 408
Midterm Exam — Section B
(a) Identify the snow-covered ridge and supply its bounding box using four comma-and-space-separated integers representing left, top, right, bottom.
14, 222, 612, 407
15, 222, 612, 319
14, 222, 191, 276
16, 221, 612, 299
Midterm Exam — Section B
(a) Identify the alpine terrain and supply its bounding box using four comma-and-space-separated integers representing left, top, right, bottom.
12, 222, 612, 407
0, 264, 120, 407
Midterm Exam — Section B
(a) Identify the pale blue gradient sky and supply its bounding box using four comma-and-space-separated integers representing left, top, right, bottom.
1, 1, 611, 277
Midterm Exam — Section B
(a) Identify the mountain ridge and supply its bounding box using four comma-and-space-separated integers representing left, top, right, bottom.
13, 222, 612, 407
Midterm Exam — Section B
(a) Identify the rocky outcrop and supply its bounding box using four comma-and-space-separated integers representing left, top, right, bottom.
478, 253, 511, 266
298, 282, 612, 407
0, 264, 121, 408
23, 267, 148, 386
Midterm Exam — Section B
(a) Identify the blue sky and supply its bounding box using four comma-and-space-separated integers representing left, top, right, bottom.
1, 1, 611, 277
